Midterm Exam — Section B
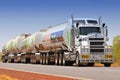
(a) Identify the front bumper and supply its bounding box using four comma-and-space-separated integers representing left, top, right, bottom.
79, 54, 113, 63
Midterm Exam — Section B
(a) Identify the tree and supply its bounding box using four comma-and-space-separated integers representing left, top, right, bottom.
0, 52, 2, 61
113, 36, 120, 63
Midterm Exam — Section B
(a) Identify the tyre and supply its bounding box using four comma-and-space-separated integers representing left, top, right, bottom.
42, 54, 46, 65
40, 54, 43, 64
59, 54, 62, 65
55, 53, 59, 65
45, 53, 49, 65
64, 61, 73, 66
26, 58, 30, 63
11, 59, 14, 63
62, 54, 65, 66
33, 55, 36, 64
76, 55, 80, 66
87, 63, 94, 67
30, 55, 33, 64
36, 55, 40, 64
104, 63, 111, 67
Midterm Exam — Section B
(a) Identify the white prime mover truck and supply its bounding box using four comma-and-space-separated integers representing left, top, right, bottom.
2, 17, 113, 67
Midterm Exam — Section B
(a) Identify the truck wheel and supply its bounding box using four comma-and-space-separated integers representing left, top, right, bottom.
76, 55, 80, 66
43, 54, 46, 65
65, 61, 69, 66
40, 54, 43, 64
30, 55, 33, 63
104, 63, 111, 67
65, 61, 73, 66
33, 55, 36, 64
45, 53, 49, 65
59, 54, 62, 65
68, 61, 74, 66
3, 59, 7, 63
11, 59, 14, 63
36, 60, 40, 64
26, 58, 30, 63
87, 63, 94, 67
62, 54, 65, 66
55, 54, 59, 65
36, 55, 40, 64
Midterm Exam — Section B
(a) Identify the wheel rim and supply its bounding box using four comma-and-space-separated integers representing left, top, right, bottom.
76, 56, 79, 66
40, 54, 43, 64
62, 56, 65, 65
59, 54, 62, 65
55, 54, 59, 65
46, 53, 49, 65
55, 54, 57, 65
43, 54, 45, 64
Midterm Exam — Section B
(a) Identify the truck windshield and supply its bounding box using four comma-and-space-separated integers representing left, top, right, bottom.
79, 27, 101, 35
87, 20, 98, 25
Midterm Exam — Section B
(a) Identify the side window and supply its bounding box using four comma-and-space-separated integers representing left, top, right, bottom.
78, 20, 85, 25
87, 20, 98, 25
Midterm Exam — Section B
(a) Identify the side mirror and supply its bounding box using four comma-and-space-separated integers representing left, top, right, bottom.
79, 38, 82, 42
102, 23, 105, 28
105, 26, 108, 37
102, 23, 106, 35
76, 27, 79, 38
76, 36, 79, 38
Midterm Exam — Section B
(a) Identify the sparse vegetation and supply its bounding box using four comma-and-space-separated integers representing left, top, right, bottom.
113, 36, 120, 64
0, 52, 2, 61
0, 75, 18, 80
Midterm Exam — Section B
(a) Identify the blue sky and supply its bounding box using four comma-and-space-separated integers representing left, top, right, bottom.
0, 0, 120, 51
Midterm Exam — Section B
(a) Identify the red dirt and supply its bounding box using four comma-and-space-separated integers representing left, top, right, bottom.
0, 68, 76, 80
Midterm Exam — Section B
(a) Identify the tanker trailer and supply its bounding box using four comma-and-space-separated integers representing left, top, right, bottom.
38, 23, 71, 65
19, 31, 46, 63
18, 24, 69, 65
13, 34, 30, 63
2, 34, 30, 63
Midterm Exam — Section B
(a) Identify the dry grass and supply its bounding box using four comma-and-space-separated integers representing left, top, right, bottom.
0, 75, 18, 80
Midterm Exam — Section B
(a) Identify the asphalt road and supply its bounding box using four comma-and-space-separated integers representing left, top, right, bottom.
0, 63, 120, 80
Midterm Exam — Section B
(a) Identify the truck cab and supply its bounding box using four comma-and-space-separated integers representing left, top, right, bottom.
66, 18, 113, 67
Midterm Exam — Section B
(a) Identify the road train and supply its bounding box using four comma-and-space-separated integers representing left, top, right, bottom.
2, 17, 113, 67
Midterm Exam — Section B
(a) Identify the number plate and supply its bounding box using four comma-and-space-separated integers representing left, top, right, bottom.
91, 54, 103, 60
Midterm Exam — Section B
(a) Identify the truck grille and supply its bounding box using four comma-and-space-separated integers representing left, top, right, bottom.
89, 38, 104, 40
90, 38, 104, 53
90, 42, 104, 45
90, 49, 104, 52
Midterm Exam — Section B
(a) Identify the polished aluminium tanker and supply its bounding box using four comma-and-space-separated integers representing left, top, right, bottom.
2, 34, 30, 63
2, 17, 113, 67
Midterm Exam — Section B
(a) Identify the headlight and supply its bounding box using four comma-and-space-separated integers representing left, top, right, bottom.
105, 54, 112, 59
81, 46, 89, 53
105, 46, 112, 52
